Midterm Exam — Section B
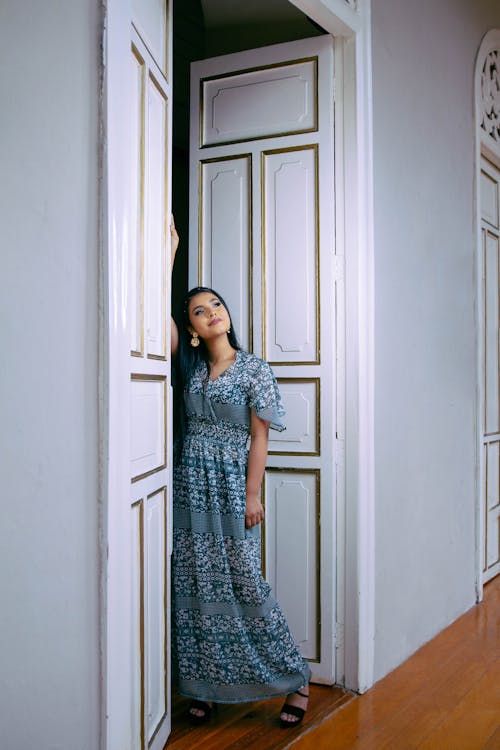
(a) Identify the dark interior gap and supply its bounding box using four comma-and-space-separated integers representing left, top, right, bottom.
171, 0, 325, 318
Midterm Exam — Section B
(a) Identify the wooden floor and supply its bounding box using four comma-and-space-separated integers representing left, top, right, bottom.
167, 575, 500, 749
169, 684, 355, 750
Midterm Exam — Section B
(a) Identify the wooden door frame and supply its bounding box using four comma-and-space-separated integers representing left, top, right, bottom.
289, 0, 375, 692
474, 28, 500, 598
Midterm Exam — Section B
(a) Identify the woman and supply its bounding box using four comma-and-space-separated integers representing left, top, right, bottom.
170, 220, 310, 728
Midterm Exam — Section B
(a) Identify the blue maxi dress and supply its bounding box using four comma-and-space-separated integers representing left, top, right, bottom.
172, 349, 311, 703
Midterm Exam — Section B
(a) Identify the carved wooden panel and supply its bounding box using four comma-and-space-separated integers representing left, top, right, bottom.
480, 49, 500, 146
131, 500, 144, 749
481, 168, 499, 229
263, 469, 319, 661
132, 0, 168, 77
262, 145, 319, 364
200, 58, 317, 147
485, 441, 500, 570
484, 231, 499, 436
199, 156, 252, 350
146, 75, 168, 359
145, 488, 167, 743
269, 379, 319, 455
130, 46, 145, 356
130, 376, 166, 482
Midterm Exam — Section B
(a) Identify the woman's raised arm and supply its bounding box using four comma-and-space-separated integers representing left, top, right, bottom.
170, 216, 179, 357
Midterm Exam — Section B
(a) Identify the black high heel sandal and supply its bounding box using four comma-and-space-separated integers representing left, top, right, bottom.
279, 689, 309, 728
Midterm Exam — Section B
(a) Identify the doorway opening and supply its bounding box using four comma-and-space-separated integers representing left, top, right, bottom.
170, 0, 339, 681
169, 0, 347, 713
170, 0, 326, 318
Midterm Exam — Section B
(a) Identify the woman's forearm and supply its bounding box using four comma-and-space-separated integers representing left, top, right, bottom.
171, 317, 179, 356
245, 412, 270, 528
246, 430, 269, 496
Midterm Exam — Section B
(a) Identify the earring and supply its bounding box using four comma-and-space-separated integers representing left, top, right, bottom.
190, 332, 200, 348
227, 327, 231, 334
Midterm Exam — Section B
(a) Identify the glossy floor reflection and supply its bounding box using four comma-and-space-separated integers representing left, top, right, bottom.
166, 575, 499, 749
297, 576, 500, 750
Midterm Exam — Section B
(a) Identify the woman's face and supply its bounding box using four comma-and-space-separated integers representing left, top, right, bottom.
187, 292, 231, 341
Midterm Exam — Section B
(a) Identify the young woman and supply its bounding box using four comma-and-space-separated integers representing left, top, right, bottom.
170, 220, 310, 728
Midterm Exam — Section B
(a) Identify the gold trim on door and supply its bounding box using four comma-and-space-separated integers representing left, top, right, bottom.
131, 43, 146, 358
261, 467, 321, 663
146, 486, 169, 746
132, 498, 145, 750
130, 374, 167, 483
483, 228, 500, 435
131, 1, 169, 81
269, 378, 321, 456
199, 57, 318, 148
146, 72, 169, 362
198, 153, 253, 351
261, 144, 320, 365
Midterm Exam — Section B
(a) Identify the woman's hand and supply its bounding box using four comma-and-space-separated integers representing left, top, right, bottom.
245, 492, 264, 528
170, 214, 179, 271
170, 214, 180, 356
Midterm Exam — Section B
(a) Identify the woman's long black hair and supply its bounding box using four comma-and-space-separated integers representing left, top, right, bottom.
172, 286, 241, 461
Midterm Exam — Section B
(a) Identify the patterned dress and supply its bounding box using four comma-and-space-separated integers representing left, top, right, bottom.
172, 349, 311, 703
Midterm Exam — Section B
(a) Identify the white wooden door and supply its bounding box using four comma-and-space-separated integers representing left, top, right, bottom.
105, 2, 173, 748
189, 35, 339, 683
480, 154, 500, 583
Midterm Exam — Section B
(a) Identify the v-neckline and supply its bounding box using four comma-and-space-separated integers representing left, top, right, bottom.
207, 350, 239, 383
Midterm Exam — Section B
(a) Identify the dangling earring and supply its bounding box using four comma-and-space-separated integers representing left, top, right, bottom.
190, 332, 200, 348
227, 327, 231, 334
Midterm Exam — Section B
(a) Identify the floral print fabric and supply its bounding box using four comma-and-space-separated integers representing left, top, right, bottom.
172, 350, 310, 703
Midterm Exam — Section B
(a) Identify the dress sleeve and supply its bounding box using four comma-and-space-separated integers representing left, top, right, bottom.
248, 360, 286, 432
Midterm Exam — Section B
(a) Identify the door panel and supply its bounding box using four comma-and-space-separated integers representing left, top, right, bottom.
130, 376, 167, 482
146, 75, 169, 360
264, 468, 320, 662
199, 155, 252, 350
481, 155, 500, 583
129, 18, 172, 748
270, 378, 320, 456
130, 46, 146, 357
190, 35, 337, 683
199, 58, 318, 146
132, 0, 169, 76
106, 1, 173, 747
145, 488, 167, 744
262, 145, 319, 364
131, 501, 144, 749
484, 231, 499, 435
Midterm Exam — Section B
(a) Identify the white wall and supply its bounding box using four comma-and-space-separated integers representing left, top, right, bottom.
0, 2, 101, 748
371, 0, 500, 681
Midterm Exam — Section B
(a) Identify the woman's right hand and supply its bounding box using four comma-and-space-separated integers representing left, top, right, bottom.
245, 493, 265, 529
170, 214, 180, 356
170, 214, 179, 271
